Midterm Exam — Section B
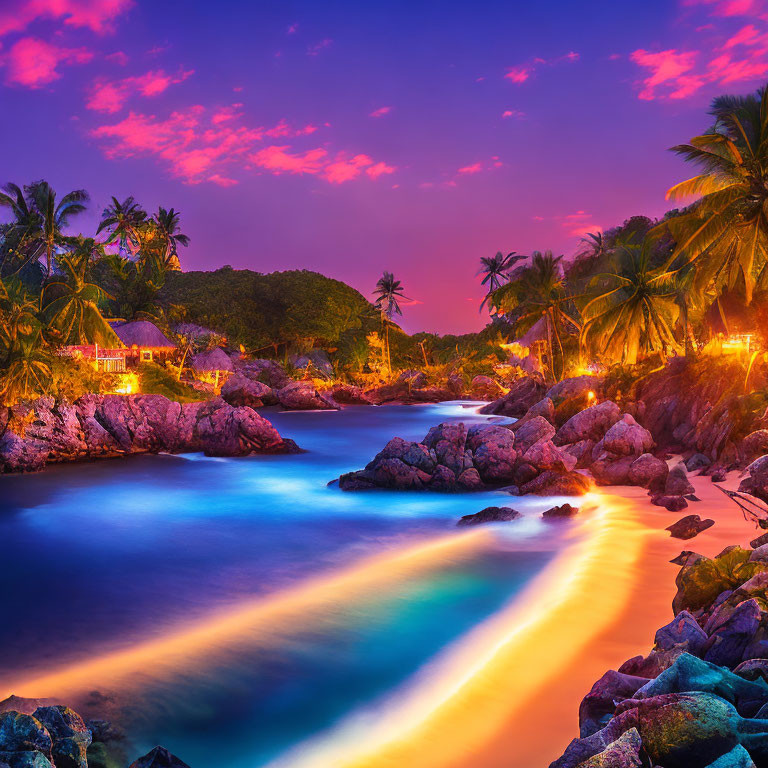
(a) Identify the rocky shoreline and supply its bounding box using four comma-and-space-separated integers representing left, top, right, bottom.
549, 537, 768, 768
0, 394, 299, 474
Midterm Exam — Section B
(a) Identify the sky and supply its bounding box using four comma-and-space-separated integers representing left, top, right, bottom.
0, 0, 767, 334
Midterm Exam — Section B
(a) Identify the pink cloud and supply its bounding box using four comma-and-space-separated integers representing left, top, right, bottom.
457, 162, 483, 174
684, 0, 768, 16
502, 109, 525, 119
86, 68, 194, 113
369, 105, 392, 118
505, 51, 580, 84
4, 36, 93, 87
505, 66, 530, 83
287, 23, 298, 34
307, 38, 332, 56
323, 153, 374, 184
208, 174, 238, 187
251, 145, 329, 175
366, 161, 395, 178
630, 49, 702, 99
264, 118, 317, 137
106, 50, 129, 65
0, 0, 133, 37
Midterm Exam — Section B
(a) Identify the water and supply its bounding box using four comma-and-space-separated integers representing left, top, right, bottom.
0, 402, 578, 767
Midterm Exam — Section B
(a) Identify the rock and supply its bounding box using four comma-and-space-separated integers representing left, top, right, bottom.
478, 375, 547, 417
0, 754, 54, 768
555, 400, 621, 446
749, 544, 768, 563
602, 414, 654, 457
523, 439, 577, 473
628, 453, 668, 489
666, 463, 696, 496
330, 384, 372, 405
513, 462, 539, 486
705, 745, 756, 768
652, 495, 689, 512
551, 691, 755, 768
704, 599, 763, 668
277, 381, 338, 410
734, 658, 768, 684
511, 415, 556, 454
513, 397, 556, 428
32, 707, 90, 768
521, 470, 592, 496
0, 700, 55, 717
220, 374, 276, 407
618, 646, 689, 679
546, 375, 601, 402
743, 431, 768, 463
712, 469, 728, 483
686, 453, 712, 472
457, 468, 483, 490
469, 375, 505, 400
579, 672, 650, 738
466, 425, 517, 483
238, 358, 292, 389
457, 506, 521, 526
751, 532, 768, 549
85, 720, 124, 743
738, 455, 768, 503
654, 612, 708, 654
543, 503, 579, 518
563, 439, 596, 469
0, 713, 52, 758
424, 422, 469, 475
290, 350, 333, 377
666, 514, 715, 540
574, 728, 643, 767
590, 456, 635, 486
127, 746, 191, 768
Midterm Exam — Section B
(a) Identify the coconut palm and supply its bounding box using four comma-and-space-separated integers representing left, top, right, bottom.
373, 271, 407, 375
478, 251, 524, 313
97, 196, 147, 260
23, 180, 89, 279
492, 251, 581, 381
0, 278, 51, 403
580, 240, 680, 365
0, 183, 42, 277
153, 207, 190, 270
662, 87, 768, 304
41, 245, 119, 347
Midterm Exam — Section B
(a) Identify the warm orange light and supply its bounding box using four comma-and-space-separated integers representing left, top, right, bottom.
587, 390, 595, 401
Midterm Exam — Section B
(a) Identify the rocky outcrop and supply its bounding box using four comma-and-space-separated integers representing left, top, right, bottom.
128, 746, 191, 768
338, 420, 591, 495
666, 514, 715, 540
550, 543, 768, 768
543, 503, 579, 518
479, 375, 547, 417
0, 395, 299, 473
739, 456, 768, 504
330, 384, 373, 405
277, 381, 339, 410
457, 506, 520, 526
555, 401, 622, 446
469, 375, 505, 400
220, 374, 277, 407
235, 358, 292, 389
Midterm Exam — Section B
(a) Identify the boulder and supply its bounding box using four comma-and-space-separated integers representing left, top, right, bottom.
0, 754, 54, 767
466, 425, 517, 483
563, 439, 596, 469
523, 439, 577, 473
712, 468, 728, 483
628, 453, 668, 489
743, 431, 768, 463
512, 415, 556, 454
0, 713, 52, 758
521, 470, 592, 496
654, 612, 708, 655
423, 422, 470, 475
666, 464, 696, 497
574, 728, 643, 768
555, 401, 621, 445
513, 397, 556, 428
0, 700, 54, 717
277, 381, 338, 410
686, 453, 712, 472
543, 503, 579, 518
666, 515, 715, 540
31, 708, 88, 743
602, 414, 654, 457
618, 646, 689, 679
290, 350, 333, 377
220, 374, 276, 407
734, 659, 768, 684
469, 375, 505, 400
652, 495, 689, 512
579, 672, 650, 738
238, 358, 292, 389
705, 745, 756, 768
590, 456, 634, 486
398, 369, 428, 388
704, 599, 764, 668
478, 375, 547, 417
457, 467, 483, 490
457, 507, 521, 526
330, 384, 372, 406
128, 747, 191, 768
738, 455, 768, 503
751, 532, 768, 549
546, 375, 601, 402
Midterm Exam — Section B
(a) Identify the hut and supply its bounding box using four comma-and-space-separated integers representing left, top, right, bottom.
191, 347, 235, 391
112, 321, 177, 364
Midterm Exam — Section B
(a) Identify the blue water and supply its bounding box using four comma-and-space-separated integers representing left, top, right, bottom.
0, 402, 573, 767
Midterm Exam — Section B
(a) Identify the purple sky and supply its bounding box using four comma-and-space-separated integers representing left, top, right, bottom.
1, 0, 767, 333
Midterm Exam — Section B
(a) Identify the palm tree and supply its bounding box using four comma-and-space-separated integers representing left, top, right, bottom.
41, 245, 119, 346
373, 271, 407, 376
478, 251, 524, 313
0, 278, 51, 404
23, 180, 89, 279
154, 207, 189, 270
492, 251, 581, 381
0, 183, 41, 277
580, 240, 680, 365
662, 87, 768, 304
97, 196, 147, 260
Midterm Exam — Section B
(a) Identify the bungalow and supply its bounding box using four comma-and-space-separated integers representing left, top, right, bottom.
111, 320, 177, 364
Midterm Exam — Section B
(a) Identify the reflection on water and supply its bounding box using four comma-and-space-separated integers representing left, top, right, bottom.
0, 402, 579, 767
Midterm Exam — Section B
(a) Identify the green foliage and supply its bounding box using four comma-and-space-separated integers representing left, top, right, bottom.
48, 357, 116, 401
138, 362, 206, 402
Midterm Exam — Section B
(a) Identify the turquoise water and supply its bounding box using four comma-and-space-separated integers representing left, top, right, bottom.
0, 402, 574, 767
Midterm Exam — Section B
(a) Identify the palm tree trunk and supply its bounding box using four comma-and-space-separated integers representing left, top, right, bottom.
385, 322, 391, 377
546, 314, 554, 383
551, 311, 564, 381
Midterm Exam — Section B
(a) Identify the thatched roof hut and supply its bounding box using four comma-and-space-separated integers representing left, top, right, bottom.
112, 321, 176, 350
191, 347, 234, 374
